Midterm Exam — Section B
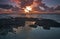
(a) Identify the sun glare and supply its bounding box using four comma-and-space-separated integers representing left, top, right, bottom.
24, 6, 32, 13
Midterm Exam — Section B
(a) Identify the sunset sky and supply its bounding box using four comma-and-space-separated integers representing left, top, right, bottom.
0, 0, 60, 7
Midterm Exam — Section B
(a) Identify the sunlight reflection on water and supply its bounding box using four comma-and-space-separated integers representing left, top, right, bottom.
0, 14, 60, 39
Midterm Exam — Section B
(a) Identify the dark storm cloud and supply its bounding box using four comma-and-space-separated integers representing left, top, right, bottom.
0, 0, 13, 9
55, 6, 60, 10
0, 0, 5, 2
0, 0, 60, 7
0, 0, 11, 4
0, 0, 10, 2
42, 0, 60, 7
0, 4, 13, 9
21, 0, 33, 8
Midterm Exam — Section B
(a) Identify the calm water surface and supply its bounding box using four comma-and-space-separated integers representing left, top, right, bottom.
0, 14, 60, 39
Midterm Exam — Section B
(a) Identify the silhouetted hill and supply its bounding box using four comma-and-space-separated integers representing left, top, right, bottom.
30, 19, 60, 30
35, 19, 60, 29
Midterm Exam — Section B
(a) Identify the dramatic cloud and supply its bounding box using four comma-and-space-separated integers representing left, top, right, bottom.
42, 0, 60, 7
20, 0, 33, 8
0, 0, 11, 4
55, 6, 60, 10
0, 4, 13, 9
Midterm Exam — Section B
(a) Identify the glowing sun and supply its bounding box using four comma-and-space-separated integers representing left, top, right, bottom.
24, 6, 32, 13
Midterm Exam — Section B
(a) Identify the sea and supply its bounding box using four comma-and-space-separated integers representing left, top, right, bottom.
0, 14, 60, 39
